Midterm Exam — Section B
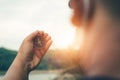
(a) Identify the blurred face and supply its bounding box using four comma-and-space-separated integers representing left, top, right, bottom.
69, 0, 95, 28
69, 0, 84, 27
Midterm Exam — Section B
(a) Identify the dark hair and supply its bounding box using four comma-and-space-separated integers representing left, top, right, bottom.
100, 0, 120, 19
71, 0, 120, 27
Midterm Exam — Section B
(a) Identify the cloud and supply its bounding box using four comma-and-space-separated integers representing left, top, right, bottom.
0, 0, 75, 50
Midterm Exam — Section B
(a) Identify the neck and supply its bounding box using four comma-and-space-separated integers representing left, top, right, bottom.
81, 5, 120, 78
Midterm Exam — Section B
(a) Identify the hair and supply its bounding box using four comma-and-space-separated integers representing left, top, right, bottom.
71, 0, 120, 27
71, 0, 95, 27
99, 0, 120, 19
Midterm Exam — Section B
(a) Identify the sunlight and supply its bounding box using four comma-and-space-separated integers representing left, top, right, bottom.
52, 28, 85, 49
55, 30, 75, 49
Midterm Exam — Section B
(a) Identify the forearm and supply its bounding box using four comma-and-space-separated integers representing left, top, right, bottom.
2, 54, 30, 80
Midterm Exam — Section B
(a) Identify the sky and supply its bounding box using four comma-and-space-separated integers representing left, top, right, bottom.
0, 0, 76, 50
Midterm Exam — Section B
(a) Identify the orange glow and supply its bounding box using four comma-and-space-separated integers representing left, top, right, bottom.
55, 31, 75, 49
53, 28, 84, 49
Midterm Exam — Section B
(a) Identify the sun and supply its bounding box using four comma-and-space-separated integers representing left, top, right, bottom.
57, 33, 75, 48
52, 28, 84, 49
54, 30, 76, 49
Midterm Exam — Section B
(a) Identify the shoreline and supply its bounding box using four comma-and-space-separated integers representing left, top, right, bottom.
0, 70, 59, 80
30, 70, 62, 75
0, 71, 6, 76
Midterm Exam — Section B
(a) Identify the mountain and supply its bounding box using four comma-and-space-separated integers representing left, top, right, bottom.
0, 47, 79, 71
0, 47, 56, 71
0, 47, 17, 71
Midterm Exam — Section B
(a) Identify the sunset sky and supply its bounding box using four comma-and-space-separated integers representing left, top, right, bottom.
0, 0, 77, 50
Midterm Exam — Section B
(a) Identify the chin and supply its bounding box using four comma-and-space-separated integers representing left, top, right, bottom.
71, 9, 83, 28
71, 15, 81, 27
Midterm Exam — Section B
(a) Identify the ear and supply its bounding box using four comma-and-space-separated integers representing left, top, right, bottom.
71, 0, 95, 27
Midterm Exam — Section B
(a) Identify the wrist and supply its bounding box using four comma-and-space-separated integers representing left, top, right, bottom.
15, 53, 31, 73
12, 59, 29, 79
3, 55, 30, 80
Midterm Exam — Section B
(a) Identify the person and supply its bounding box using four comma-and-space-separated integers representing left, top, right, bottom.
2, 0, 120, 80
69, 0, 120, 79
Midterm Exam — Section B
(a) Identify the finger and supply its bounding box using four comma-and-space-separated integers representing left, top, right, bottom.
44, 40, 52, 53
38, 31, 44, 37
34, 48, 46, 59
43, 33, 48, 38
45, 36, 51, 42
26, 31, 39, 41
34, 49, 43, 58
34, 39, 52, 59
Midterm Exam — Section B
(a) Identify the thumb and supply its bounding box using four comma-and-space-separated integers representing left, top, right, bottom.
26, 31, 39, 41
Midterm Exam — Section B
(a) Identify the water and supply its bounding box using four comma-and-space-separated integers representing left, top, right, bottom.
0, 72, 57, 80
0, 76, 3, 80
29, 73, 57, 80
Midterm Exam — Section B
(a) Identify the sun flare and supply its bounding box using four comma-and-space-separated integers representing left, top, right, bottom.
53, 29, 76, 49
56, 32, 75, 48
52, 28, 84, 49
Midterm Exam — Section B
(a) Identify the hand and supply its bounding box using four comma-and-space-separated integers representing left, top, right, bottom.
17, 31, 52, 72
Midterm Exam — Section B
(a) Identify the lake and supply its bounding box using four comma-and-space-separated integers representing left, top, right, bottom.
0, 70, 58, 80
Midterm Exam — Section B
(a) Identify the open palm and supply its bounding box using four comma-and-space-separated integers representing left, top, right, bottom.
18, 31, 52, 72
